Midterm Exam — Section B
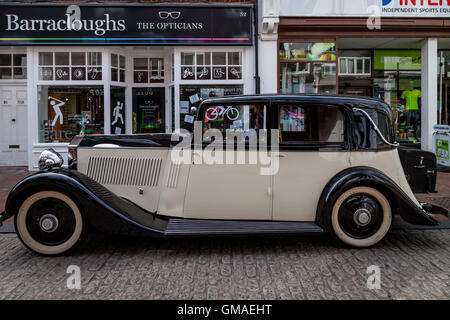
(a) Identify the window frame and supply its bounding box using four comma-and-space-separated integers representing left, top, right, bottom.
274, 102, 349, 150
0, 52, 27, 81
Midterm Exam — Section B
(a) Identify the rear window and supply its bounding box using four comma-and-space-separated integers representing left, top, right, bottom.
279, 104, 345, 143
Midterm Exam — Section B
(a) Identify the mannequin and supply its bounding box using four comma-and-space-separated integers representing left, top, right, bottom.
400, 81, 421, 138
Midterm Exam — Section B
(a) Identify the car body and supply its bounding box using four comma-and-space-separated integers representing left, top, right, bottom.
1, 94, 448, 255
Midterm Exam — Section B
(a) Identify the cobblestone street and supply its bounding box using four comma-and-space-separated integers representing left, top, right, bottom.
0, 229, 449, 300
0, 168, 449, 300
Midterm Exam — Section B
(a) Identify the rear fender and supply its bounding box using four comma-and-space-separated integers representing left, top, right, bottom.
316, 166, 439, 233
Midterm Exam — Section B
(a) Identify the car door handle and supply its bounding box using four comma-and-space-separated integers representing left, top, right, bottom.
11, 118, 16, 122
275, 154, 285, 158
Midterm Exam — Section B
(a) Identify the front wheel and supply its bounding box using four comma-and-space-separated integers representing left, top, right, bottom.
15, 190, 86, 256
331, 186, 392, 248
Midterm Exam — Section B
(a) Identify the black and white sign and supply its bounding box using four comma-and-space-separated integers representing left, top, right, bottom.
0, 4, 253, 45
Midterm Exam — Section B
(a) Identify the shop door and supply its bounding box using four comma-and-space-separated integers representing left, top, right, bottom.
0, 86, 27, 166
132, 87, 165, 133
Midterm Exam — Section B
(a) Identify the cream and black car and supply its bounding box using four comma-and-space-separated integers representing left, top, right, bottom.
1, 95, 448, 255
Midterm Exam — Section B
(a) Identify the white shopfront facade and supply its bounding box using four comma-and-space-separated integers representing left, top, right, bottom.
0, 3, 255, 169
258, 0, 450, 152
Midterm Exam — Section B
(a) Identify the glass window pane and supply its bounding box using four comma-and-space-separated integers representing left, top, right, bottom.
357, 59, 363, 74
364, 58, 371, 74
71, 52, 85, 65
228, 52, 242, 65
280, 62, 336, 94
13, 67, 27, 79
196, 52, 210, 66
0, 54, 11, 66
339, 58, 347, 74
87, 52, 102, 66
119, 70, 125, 82
134, 58, 148, 70
55, 52, 69, 65
38, 86, 104, 143
111, 54, 118, 67
181, 52, 194, 65
119, 55, 125, 69
39, 52, 53, 66
111, 87, 126, 134
111, 68, 118, 81
13, 54, 26, 67
212, 52, 226, 65
87, 66, 102, 80
0, 67, 12, 79
71, 67, 86, 80
348, 59, 355, 74
39, 67, 53, 80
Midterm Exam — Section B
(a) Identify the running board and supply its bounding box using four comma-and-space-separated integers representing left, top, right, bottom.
165, 218, 323, 236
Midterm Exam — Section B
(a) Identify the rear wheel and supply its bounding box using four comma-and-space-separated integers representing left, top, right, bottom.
15, 191, 86, 256
331, 186, 392, 248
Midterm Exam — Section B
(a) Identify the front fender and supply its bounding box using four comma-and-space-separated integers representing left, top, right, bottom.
316, 166, 439, 233
4, 168, 167, 236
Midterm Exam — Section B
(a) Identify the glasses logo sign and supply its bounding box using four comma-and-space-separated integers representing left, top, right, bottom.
158, 11, 181, 19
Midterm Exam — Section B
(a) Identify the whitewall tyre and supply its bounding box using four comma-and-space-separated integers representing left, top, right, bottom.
331, 186, 392, 248
15, 191, 85, 256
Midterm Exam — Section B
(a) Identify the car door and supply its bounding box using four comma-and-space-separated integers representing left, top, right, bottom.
183, 103, 272, 220
272, 102, 351, 222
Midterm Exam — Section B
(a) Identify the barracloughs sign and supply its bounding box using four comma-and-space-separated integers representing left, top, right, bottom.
0, 4, 253, 45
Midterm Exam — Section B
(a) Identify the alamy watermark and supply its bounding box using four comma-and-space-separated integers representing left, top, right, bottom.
66, 265, 81, 290
366, 265, 381, 290
170, 121, 280, 176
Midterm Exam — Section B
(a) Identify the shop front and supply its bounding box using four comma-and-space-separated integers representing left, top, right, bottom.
0, 3, 255, 169
259, 0, 450, 152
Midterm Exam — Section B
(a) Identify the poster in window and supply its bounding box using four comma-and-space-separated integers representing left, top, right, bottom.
181, 67, 194, 80
228, 66, 242, 79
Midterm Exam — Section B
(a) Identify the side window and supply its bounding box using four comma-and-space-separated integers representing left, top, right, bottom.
279, 104, 345, 143
203, 104, 266, 135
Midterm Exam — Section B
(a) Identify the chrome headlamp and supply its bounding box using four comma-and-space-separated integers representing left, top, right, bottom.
38, 148, 64, 170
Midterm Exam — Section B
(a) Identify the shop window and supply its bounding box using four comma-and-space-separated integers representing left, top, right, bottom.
202, 104, 266, 138
373, 50, 422, 142
180, 51, 242, 81
279, 104, 345, 144
338, 57, 371, 76
280, 42, 336, 94
0, 53, 26, 80
111, 87, 126, 134
38, 52, 101, 81
37, 86, 104, 143
180, 86, 243, 131
111, 54, 125, 82
133, 57, 164, 83
132, 87, 165, 134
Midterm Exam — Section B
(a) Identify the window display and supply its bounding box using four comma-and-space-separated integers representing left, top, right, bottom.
132, 87, 165, 133
373, 50, 422, 142
179, 86, 243, 130
111, 87, 126, 134
280, 42, 337, 94
38, 86, 104, 143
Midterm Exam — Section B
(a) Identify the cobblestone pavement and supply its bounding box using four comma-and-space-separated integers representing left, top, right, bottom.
0, 229, 449, 300
0, 167, 449, 300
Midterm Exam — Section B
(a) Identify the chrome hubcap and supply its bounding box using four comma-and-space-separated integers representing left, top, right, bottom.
353, 208, 371, 227
39, 214, 59, 233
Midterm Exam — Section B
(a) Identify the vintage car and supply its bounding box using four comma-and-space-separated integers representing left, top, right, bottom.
1, 95, 448, 255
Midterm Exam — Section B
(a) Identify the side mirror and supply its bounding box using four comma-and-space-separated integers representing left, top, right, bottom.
190, 106, 198, 116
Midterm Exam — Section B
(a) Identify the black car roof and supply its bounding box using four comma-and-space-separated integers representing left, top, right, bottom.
200, 94, 392, 114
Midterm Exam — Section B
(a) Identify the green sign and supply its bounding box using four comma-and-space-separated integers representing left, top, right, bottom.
436, 138, 449, 160
374, 50, 421, 71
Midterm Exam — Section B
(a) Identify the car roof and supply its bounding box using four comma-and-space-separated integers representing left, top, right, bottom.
200, 94, 392, 114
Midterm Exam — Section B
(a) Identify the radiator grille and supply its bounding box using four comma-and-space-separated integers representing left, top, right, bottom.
86, 157, 162, 186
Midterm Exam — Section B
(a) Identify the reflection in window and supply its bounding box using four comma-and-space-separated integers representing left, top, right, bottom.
37, 86, 104, 143
179, 86, 243, 131
203, 104, 266, 136
279, 104, 345, 144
